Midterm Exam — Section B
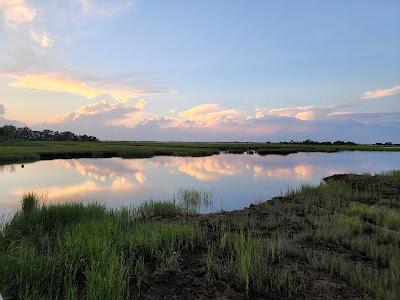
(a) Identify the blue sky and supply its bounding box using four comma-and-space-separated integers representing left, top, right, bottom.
0, 0, 399, 142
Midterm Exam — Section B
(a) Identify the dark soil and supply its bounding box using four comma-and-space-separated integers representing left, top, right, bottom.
139, 173, 399, 299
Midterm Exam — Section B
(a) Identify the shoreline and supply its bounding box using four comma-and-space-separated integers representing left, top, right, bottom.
1, 140, 399, 166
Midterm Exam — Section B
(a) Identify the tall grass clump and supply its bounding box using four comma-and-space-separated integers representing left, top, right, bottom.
21, 192, 39, 212
132, 187, 215, 219
174, 187, 214, 213
207, 229, 304, 297
220, 231, 267, 294
134, 200, 184, 219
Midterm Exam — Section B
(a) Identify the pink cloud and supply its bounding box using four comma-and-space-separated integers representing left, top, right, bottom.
178, 104, 241, 127
361, 85, 400, 100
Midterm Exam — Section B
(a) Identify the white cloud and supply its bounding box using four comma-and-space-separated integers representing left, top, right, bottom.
0, 0, 54, 54
0, 0, 36, 28
61, 100, 139, 123
255, 105, 338, 121
30, 29, 54, 48
361, 85, 400, 100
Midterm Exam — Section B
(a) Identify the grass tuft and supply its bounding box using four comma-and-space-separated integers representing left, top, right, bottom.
21, 192, 39, 212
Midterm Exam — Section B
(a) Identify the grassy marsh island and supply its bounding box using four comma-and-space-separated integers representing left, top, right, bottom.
1, 171, 399, 299
1, 140, 400, 165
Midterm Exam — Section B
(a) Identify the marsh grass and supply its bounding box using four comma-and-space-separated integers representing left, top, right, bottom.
1, 171, 399, 299
282, 171, 400, 299
200, 170, 400, 298
205, 228, 305, 297
21, 192, 39, 212
0, 198, 203, 299
133, 200, 184, 219
346, 202, 400, 231
2, 140, 397, 166
174, 187, 215, 213
381, 170, 400, 178
221, 231, 267, 294
131, 188, 215, 220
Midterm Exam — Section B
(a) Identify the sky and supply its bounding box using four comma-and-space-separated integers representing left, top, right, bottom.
0, 0, 399, 142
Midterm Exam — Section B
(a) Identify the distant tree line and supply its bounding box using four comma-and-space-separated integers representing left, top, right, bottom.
265, 139, 357, 145
0, 125, 98, 142
374, 142, 396, 146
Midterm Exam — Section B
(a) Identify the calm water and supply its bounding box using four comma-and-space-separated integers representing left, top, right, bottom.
1, 151, 400, 215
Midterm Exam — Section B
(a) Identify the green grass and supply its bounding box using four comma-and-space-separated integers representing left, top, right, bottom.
1, 171, 399, 299
202, 170, 400, 298
173, 187, 215, 213
133, 200, 185, 219
1, 140, 399, 165
132, 188, 215, 219
277, 172, 400, 299
346, 202, 400, 231
21, 192, 39, 212
205, 229, 305, 297
0, 198, 202, 299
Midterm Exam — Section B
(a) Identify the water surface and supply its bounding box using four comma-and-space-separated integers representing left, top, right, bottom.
1, 152, 399, 215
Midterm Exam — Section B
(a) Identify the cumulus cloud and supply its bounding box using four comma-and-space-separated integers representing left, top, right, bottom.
35, 100, 400, 144
361, 85, 400, 100
178, 104, 241, 127
1, 72, 146, 102
60, 99, 140, 125
0, 0, 36, 28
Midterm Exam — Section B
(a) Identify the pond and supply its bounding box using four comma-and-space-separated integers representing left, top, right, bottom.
1, 151, 400, 215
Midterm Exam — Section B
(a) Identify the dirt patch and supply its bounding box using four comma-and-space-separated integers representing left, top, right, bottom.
143, 250, 249, 300
140, 173, 400, 299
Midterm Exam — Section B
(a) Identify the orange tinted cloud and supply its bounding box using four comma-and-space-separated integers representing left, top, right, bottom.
2, 72, 144, 102
134, 172, 146, 183
13, 179, 136, 204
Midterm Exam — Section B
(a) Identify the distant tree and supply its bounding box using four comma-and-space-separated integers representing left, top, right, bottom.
2, 125, 17, 139
333, 141, 356, 145
0, 125, 98, 142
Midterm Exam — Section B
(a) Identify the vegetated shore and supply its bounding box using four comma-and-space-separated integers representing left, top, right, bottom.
1, 172, 399, 299
1, 140, 400, 165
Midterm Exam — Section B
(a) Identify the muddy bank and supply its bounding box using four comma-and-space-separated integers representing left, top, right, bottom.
137, 173, 400, 299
